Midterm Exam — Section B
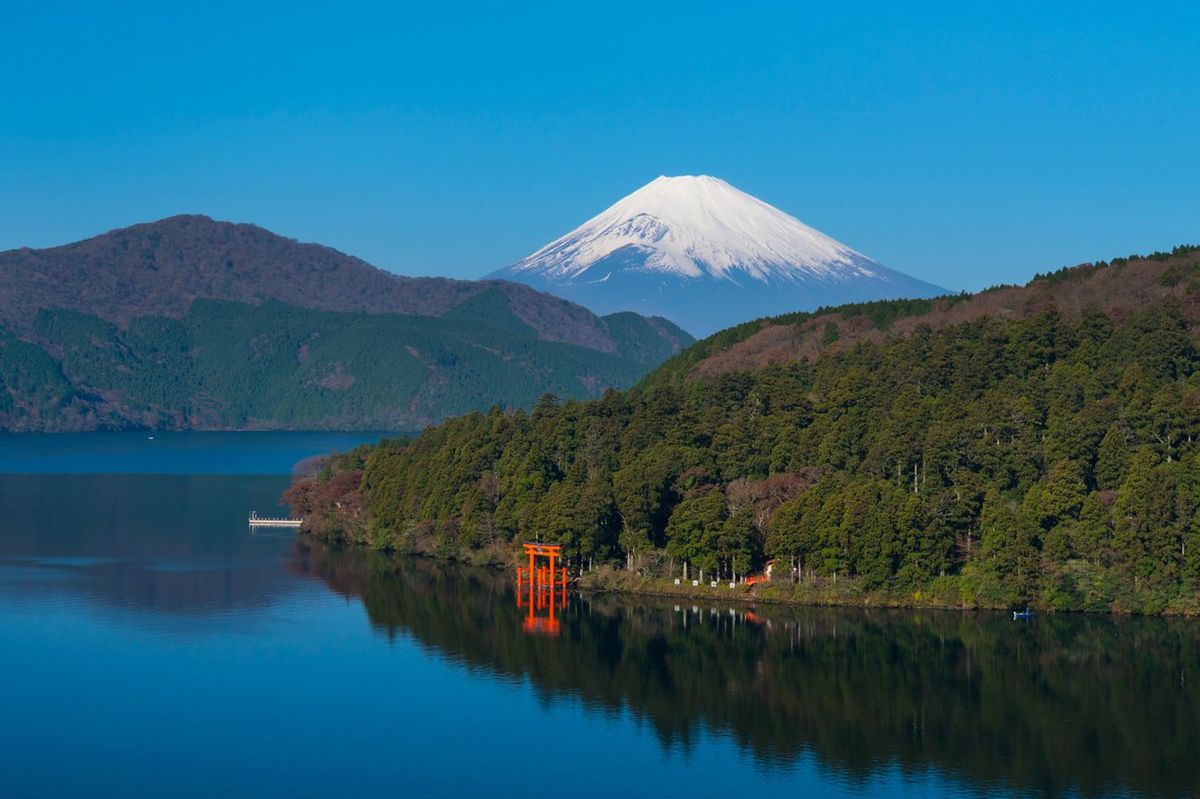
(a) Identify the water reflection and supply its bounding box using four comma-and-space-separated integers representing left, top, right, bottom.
515, 541, 569, 635
293, 541, 1200, 799
0, 473, 303, 616
516, 581, 568, 635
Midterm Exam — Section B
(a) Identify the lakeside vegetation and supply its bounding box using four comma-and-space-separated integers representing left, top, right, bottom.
286, 246, 1200, 615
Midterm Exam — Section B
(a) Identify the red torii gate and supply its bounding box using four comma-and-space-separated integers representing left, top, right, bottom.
515, 542, 569, 635
516, 542, 567, 590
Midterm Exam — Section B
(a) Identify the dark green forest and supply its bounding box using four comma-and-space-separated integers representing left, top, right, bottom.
288, 247, 1200, 614
0, 291, 687, 431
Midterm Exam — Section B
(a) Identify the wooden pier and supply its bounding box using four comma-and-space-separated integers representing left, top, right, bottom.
248, 511, 303, 528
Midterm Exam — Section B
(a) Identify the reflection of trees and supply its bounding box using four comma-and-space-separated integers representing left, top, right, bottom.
293, 541, 1200, 798
0, 474, 302, 615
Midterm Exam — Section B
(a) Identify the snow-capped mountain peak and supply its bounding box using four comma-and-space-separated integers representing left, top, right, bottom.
505, 175, 877, 285
490, 175, 946, 336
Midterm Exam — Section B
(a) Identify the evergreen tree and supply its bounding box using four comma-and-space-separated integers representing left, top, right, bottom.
978, 490, 1039, 604
665, 491, 726, 579
1094, 427, 1128, 491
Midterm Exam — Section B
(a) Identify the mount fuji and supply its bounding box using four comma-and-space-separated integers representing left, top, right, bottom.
489, 175, 947, 336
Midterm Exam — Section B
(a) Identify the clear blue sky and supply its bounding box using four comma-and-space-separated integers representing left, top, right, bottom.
2, 1, 1196, 291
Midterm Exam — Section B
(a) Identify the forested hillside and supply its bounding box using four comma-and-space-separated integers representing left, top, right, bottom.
287, 246, 1200, 613
0, 294, 688, 431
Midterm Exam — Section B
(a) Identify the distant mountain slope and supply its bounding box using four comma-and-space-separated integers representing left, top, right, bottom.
642, 245, 1200, 386
0, 214, 675, 353
490, 175, 946, 336
0, 294, 689, 432
0, 217, 692, 431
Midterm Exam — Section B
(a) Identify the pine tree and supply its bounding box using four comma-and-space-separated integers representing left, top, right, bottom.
978, 489, 1039, 604
1094, 427, 1129, 491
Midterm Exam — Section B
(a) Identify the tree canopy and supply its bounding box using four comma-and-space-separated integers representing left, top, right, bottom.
290, 251, 1200, 614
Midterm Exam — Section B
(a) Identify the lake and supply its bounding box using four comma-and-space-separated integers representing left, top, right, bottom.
0, 433, 1196, 798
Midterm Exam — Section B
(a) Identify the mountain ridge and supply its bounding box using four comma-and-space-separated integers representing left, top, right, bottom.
641, 245, 1200, 386
0, 216, 692, 431
0, 214, 688, 355
490, 176, 946, 335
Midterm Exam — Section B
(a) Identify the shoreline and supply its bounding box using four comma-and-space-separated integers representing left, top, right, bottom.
575, 572, 1197, 617
302, 535, 1200, 617
575, 569, 1013, 613
574, 572, 1200, 617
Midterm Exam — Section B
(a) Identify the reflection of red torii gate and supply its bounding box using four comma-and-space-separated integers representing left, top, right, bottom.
515, 542, 568, 635
516, 577, 566, 634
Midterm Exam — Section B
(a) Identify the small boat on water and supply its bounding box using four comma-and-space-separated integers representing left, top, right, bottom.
1012, 607, 1034, 620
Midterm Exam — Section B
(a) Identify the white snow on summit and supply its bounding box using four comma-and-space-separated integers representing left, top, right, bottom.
505, 175, 879, 285
491, 174, 946, 336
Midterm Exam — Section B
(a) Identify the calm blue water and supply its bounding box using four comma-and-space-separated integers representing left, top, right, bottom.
0, 434, 1196, 798
0, 431, 392, 473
